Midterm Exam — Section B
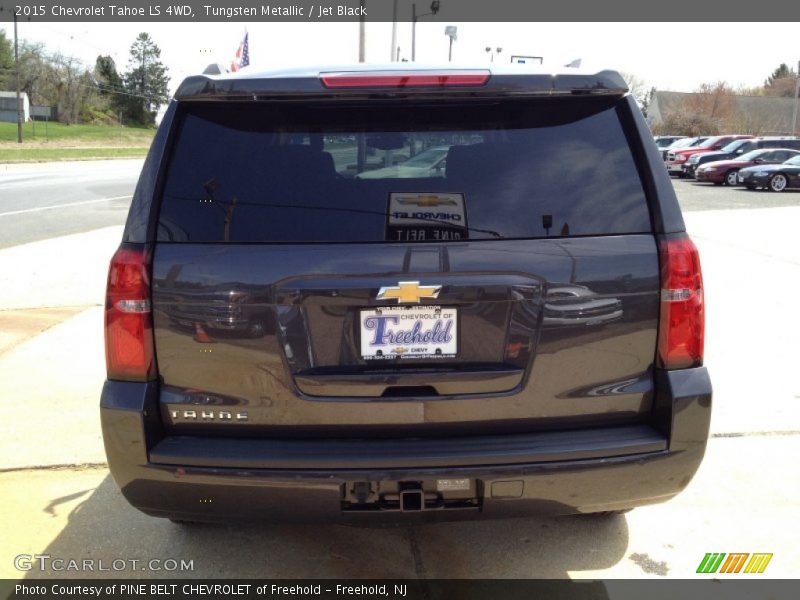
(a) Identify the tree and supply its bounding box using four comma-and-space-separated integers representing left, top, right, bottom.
0, 31, 13, 89
94, 55, 126, 122
95, 55, 123, 94
122, 33, 169, 126
50, 53, 93, 124
641, 86, 656, 117
764, 63, 797, 98
621, 72, 651, 111
685, 82, 736, 124
13, 42, 54, 105
653, 82, 737, 136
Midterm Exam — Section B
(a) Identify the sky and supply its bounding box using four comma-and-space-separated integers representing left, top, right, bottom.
2, 20, 799, 97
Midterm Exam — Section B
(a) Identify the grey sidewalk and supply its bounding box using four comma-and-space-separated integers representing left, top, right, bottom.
0, 227, 122, 469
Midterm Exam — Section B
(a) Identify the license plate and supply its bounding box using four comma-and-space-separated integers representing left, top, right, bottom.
359, 305, 458, 360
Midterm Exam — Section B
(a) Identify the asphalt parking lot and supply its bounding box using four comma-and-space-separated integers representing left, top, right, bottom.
0, 165, 798, 580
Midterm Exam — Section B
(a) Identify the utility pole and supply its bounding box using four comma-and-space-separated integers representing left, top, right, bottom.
358, 0, 366, 62
390, 0, 398, 61
141, 42, 146, 115
411, 4, 416, 62
14, 11, 22, 143
411, 1, 440, 62
792, 59, 800, 136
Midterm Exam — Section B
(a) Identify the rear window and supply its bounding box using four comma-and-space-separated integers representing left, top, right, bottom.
157, 98, 651, 243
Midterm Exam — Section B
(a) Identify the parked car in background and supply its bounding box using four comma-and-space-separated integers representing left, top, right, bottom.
666, 135, 753, 177
654, 135, 686, 152
660, 136, 707, 161
738, 154, 800, 191
357, 146, 449, 179
684, 136, 800, 178
695, 148, 800, 186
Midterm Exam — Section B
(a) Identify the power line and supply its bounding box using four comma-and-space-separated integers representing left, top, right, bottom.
78, 80, 166, 102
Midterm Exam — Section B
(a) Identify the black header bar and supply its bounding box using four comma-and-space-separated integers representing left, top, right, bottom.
1, 0, 800, 22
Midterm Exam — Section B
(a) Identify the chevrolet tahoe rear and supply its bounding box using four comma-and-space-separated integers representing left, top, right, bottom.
100, 65, 712, 523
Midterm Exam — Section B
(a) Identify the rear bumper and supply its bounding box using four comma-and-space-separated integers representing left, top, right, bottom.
100, 368, 712, 522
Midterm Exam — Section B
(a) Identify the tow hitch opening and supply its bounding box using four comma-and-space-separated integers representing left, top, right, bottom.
341, 479, 481, 513
400, 488, 425, 512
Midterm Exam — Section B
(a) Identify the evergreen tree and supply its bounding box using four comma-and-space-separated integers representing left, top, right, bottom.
764, 63, 797, 98
122, 33, 170, 125
95, 55, 123, 93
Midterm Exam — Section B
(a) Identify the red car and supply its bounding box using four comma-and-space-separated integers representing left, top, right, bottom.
666, 135, 753, 177
695, 148, 800, 185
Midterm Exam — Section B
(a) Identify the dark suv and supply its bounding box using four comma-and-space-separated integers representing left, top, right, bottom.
101, 65, 711, 523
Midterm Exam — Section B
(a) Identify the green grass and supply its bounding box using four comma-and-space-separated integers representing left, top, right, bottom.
0, 147, 149, 162
0, 120, 155, 145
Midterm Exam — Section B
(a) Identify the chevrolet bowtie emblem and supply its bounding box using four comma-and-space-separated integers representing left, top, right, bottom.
397, 195, 457, 207
376, 281, 442, 304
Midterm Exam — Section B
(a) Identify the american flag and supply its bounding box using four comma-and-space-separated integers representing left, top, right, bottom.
231, 31, 249, 72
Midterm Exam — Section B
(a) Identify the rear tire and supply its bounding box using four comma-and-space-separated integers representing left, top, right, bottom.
724, 170, 739, 186
768, 173, 787, 192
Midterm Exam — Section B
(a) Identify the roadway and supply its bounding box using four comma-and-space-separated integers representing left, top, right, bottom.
0, 160, 142, 249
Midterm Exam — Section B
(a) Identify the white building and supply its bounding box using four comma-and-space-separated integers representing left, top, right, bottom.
0, 91, 30, 123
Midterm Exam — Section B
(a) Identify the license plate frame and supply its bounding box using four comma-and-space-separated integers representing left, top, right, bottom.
359, 305, 458, 361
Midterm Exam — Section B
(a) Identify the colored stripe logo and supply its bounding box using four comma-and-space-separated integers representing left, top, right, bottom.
697, 553, 773, 574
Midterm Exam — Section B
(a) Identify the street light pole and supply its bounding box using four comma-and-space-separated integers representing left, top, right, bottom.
444, 26, 457, 62
485, 46, 502, 63
390, 0, 398, 61
358, 0, 366, 62
356, 0, 366, 173
14, 11, 22, 144
792, 59, 800, 136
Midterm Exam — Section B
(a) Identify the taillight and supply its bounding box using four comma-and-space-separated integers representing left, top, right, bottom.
105, 245, 155, 381
657, 235, 704, 369
320, 70, 490, 89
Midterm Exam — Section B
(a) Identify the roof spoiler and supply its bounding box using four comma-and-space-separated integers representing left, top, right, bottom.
175, 69, 628, 100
